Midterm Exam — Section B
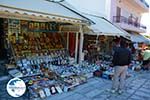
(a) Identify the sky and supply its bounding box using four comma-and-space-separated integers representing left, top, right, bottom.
141, 0, 150, 34
66, 0, 106, 15
66, 0, 150, 35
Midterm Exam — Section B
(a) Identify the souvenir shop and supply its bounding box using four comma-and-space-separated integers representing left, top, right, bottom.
83, 35, 114, 63
0, 0, 106, 99
0, 1, 138, 99
82, 14, 131, 64
83, 34, 120, 79
0, 17, 96, 99
82, 14, 131, 79
127, 32, 150, 71
0, 18, 98, 99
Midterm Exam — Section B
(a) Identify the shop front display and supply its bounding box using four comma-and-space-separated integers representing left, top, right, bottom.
0, 1, 100, 99
93, 60, 114, 80
0, 4, 133, 99
3, 19, 72, 99
3, 18, 102, 99
7, 20, 64, 59
8, 60, 102, 99
23, 75, 63, 99
83, 35, 113, 63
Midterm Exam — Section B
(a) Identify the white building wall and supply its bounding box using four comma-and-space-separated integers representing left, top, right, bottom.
66, 0, 108, 17
105, 0, 116, 22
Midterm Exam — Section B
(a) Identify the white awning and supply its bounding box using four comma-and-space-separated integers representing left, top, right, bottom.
0, 0, 89, 24
84, 14, 131, 40
130, 33, 150, 44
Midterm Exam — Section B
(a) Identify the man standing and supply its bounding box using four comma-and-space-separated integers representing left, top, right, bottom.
111, 40, 131, 94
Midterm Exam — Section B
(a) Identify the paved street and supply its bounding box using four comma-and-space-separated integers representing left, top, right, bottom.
0, 70, 150, 100
46, 71, 150, 100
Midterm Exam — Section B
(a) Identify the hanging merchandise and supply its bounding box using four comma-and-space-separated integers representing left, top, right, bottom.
83, 35, 113, 63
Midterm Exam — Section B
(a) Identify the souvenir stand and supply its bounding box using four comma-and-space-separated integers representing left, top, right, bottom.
0, 0, 98, 99
5, 20, 98, 99
129, 33, 150, 71
83, 34, 115, 79
82, 14, 131, 79
83, 35, 114, 63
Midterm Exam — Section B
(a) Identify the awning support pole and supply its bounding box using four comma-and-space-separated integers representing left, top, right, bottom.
75, 32, 79, 63
67, 32, 69, 50
79, 25, 84, 64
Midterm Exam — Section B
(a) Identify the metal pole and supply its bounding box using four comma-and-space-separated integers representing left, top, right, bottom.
79, 25, 84, 64
75, 32, 79, 63
67, 32, 69, 50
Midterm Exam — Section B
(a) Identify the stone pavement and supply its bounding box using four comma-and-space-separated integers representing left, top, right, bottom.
0, 70, 150, 100
46, 71, 150, 100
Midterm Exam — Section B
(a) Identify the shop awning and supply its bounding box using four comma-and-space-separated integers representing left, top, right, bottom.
130, 33, 150, 44
83, 14, 131, 40
0, 0, 90, 24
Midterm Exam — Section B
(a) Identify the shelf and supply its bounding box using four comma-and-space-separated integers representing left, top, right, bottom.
28, 30, 59, 33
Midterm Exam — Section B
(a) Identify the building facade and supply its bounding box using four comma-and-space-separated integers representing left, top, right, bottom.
106, 0, 149, 34
67, 0, 149, 34
66, 0, 150, 44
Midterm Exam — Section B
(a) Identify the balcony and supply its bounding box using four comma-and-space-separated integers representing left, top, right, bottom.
113, 16, 147, 33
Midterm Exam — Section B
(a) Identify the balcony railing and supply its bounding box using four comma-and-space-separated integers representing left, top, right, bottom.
113, 16, 147, 30
140, 0, 149, 8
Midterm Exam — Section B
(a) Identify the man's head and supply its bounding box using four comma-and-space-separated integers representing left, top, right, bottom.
113, 37, 120, 44
120, 40, 128, 48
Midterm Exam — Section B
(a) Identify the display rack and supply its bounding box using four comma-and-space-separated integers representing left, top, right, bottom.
6, 19, 70, 78
5, 19, 103, 99
7, 20, 66, 60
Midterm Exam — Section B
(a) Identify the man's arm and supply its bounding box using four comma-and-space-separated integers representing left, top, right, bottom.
128, 50, 132, 65
112, 51, 118, 66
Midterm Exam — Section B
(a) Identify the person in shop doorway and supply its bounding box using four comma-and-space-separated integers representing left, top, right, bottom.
142, 47, 150, 70
111, 40, 131, 94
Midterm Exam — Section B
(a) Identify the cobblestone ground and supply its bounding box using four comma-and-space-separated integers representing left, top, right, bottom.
0, 70, 150, 100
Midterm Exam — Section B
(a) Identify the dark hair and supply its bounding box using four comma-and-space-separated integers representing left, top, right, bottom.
120, 40, 127, 48
113, 37, 120, 43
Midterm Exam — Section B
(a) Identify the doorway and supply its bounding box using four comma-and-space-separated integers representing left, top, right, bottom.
0, 18, 7, 60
